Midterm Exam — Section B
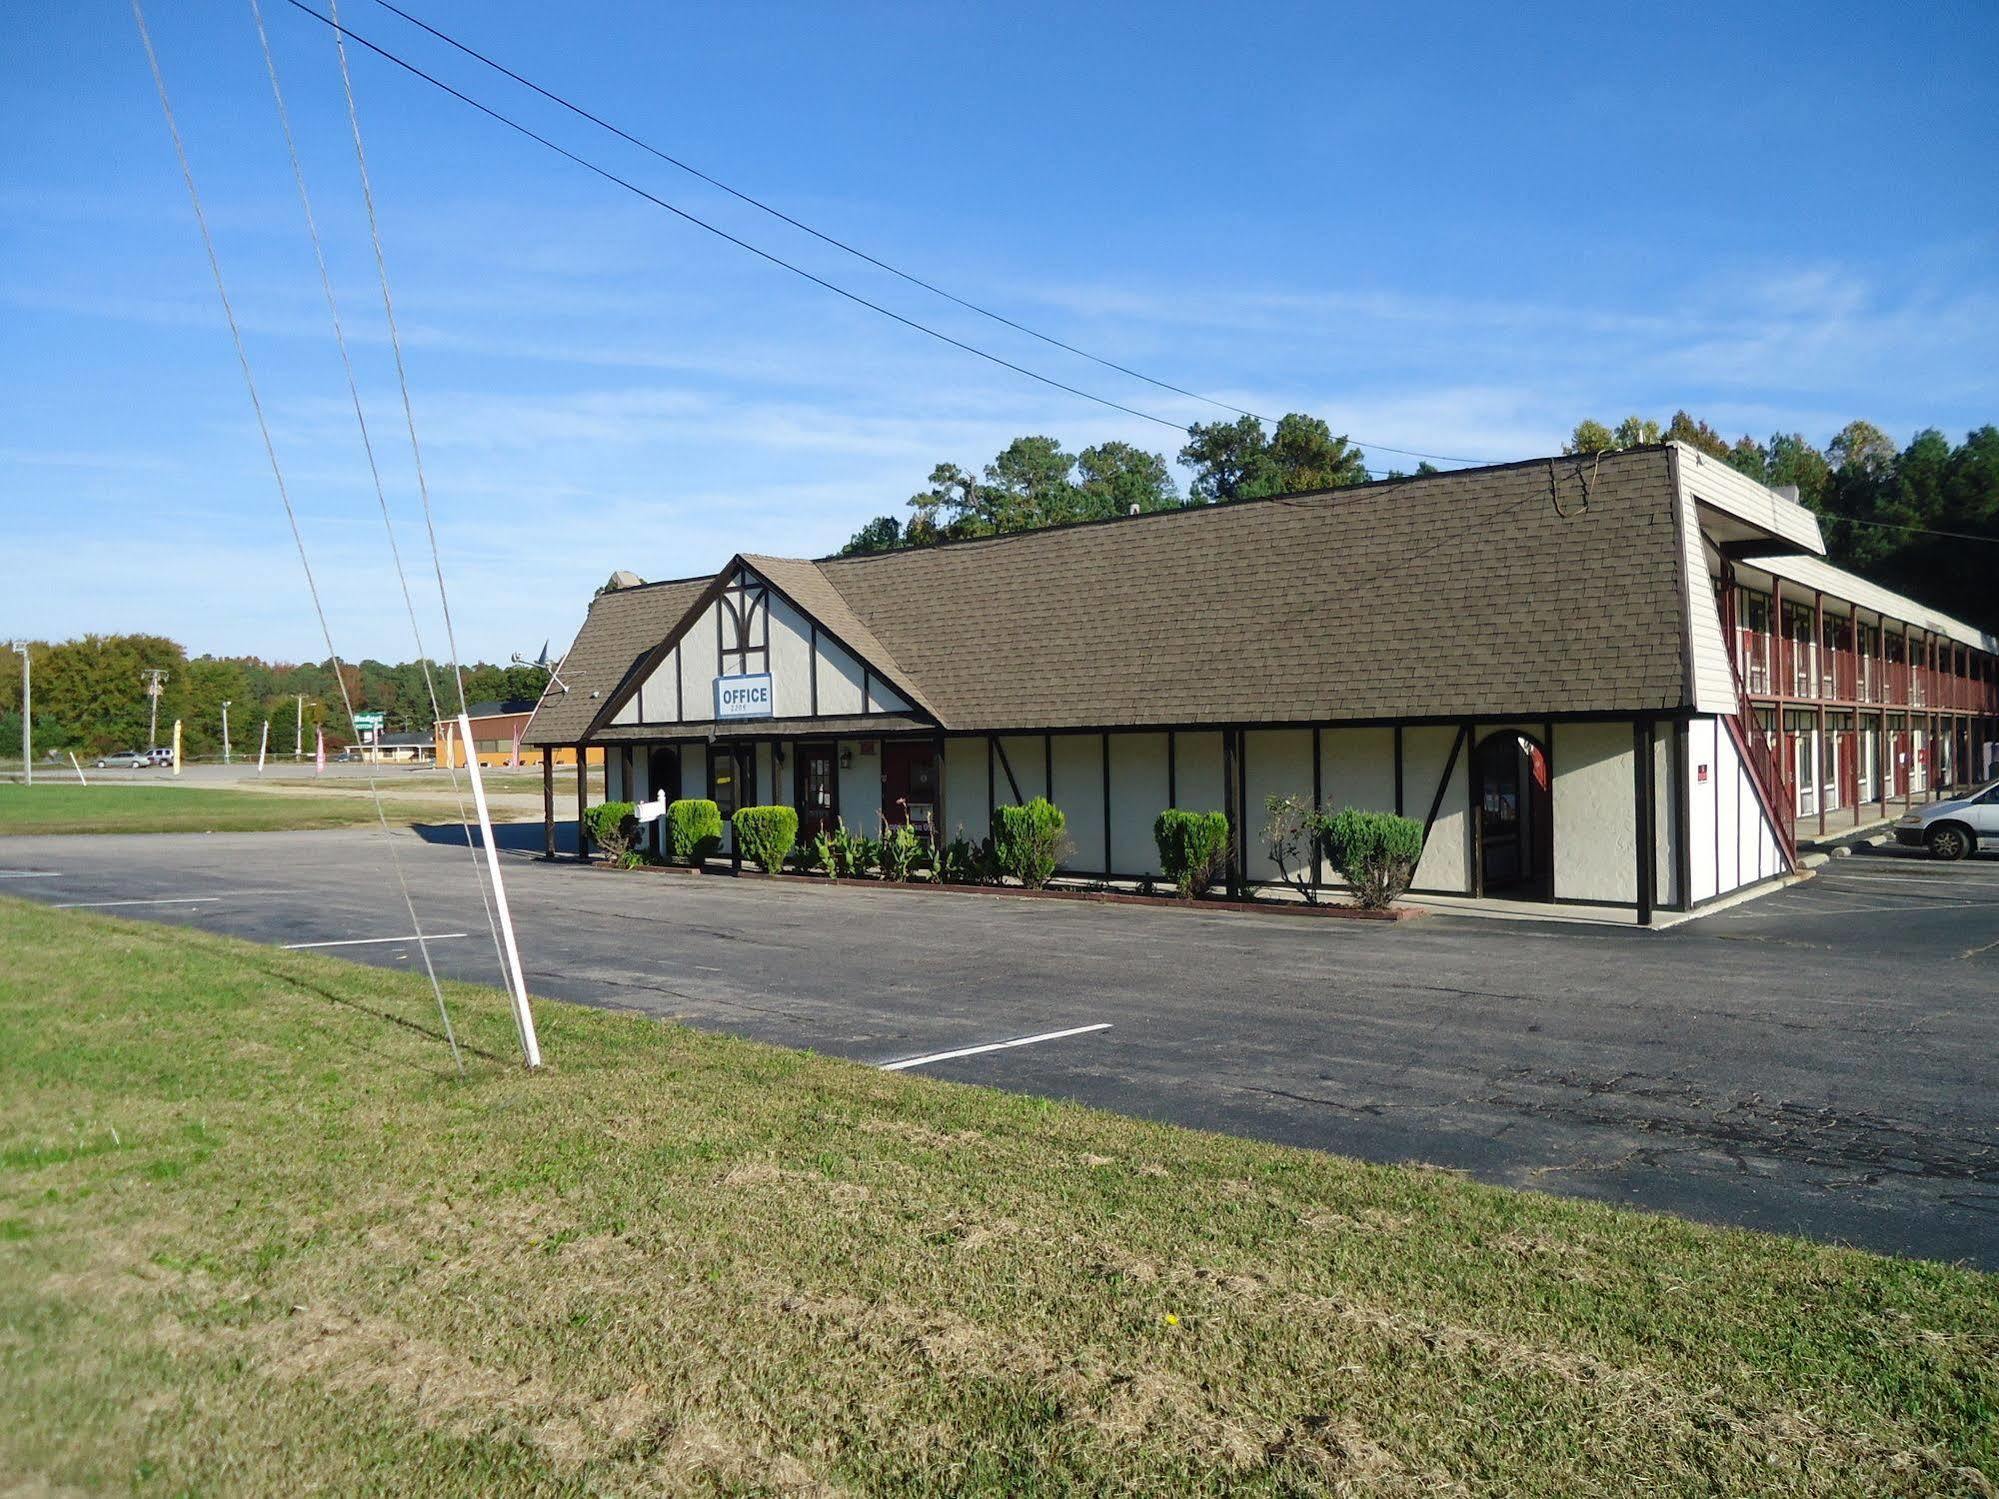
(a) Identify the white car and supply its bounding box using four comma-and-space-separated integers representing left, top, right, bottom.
1893, 780, 1999, 860
94, 750, 151, 769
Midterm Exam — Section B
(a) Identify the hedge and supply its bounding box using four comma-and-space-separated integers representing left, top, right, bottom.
1321, 807, 1425, 909
666, 798, 723, 864
732, 805, 799, 874
1154, 809, 1230, 899
584, 801, 638, 861
993, 797, 1067, 889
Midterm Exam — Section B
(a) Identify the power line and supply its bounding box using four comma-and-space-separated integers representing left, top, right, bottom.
283, 0, 1195, 437
134, 0, 464, 1075
370, 0, 1501, 468
1821, 513, 1999, 546
247, 0, 510, 1003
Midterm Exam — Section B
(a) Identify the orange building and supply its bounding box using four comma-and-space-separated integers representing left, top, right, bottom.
435, 700, 602, 770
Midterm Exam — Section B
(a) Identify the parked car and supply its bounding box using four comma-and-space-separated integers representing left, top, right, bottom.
1893, 780, 1999, 860
94, 750, 151, 769
143, 747, 175, 767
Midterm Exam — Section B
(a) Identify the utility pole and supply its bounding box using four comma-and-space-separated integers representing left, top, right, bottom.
9, 641, 28, 786
295, 693, 305, 760
221, 701, 232, 765
141, 668, 169, 750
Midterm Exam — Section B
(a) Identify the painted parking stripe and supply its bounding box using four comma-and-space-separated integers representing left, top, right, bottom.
282, 932, 469, 950
879, 1023, 1112, 1072
0, 871, 61, 879
54, 897, 218, 909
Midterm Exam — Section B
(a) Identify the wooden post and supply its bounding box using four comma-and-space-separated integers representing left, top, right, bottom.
575, 747, 590, 861
541, 746, 555, 859
1633, 719, 1654, 927
1672, 718, 1692, 911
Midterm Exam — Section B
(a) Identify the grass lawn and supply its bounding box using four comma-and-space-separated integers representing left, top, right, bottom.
1, 899, 1993, 1495
0, 783, 481, 836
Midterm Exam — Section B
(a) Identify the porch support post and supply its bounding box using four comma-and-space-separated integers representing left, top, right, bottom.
1100, 732, 1111, 879
1672, 718, 1692, 911
1222, 728, 1243, 899
1310, 726, 1323, 888
936, 732, 948, 848
541, 746, 555, 859
575, 746, 590, 862
1633, 719, 1655, 927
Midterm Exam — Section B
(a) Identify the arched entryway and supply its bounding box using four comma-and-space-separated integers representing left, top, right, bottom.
1473, 731, 1553, 900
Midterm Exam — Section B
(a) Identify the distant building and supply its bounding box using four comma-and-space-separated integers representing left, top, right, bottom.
436, 699, 599, 771
359, 730, 435, 765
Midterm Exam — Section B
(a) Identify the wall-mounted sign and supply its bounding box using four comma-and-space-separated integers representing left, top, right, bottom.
714, 673, 773, 720
1697, 763, 1708, 783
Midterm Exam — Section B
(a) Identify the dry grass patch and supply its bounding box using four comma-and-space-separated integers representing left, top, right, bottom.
0, 896, 1994, 1496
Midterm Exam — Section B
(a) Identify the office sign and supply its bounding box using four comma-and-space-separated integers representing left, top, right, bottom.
714, 673, 774, 720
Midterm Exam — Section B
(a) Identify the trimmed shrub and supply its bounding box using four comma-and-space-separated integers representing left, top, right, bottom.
1154, 809, 1230, 899
1321, 807, 1424, 910
993, 797, 1068, 889
666, 798, 723, 864
584, 801, 638, 862
732, 805, 799, 874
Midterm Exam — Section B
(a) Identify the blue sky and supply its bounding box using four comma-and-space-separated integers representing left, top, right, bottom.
3, 1, 1994, 663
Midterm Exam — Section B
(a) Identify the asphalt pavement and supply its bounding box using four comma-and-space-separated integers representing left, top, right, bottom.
3, 825, 1993, 1267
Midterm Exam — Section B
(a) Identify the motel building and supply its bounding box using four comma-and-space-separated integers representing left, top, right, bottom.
522, 444, 1998, 924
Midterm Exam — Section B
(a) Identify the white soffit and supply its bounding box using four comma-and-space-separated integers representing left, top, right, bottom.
1676, 444, 1826, 555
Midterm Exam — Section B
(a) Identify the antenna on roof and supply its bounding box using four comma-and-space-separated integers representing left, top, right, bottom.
512, 638, 568, 693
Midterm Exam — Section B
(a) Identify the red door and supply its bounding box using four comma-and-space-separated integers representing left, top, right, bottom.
794, 743, 837, 843
880, 743, 937, 839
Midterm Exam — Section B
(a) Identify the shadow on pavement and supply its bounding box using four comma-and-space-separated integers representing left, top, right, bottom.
412, 819, 577, 855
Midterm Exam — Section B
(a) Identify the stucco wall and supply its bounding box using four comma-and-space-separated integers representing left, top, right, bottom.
837, 740, 880, 834
1173, 732, 1226, 814
941, 739, 989, 844
1553, 721, 1636, 903
1405, 726, 1469, 892
1050, 734, 1107, 870
993, 736, 1048, 804
1242, 729, 1315, 883
1107, 732, 1170, 875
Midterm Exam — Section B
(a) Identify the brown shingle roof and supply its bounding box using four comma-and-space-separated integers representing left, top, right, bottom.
813, 447, 1691, 727
534, 448, 1696, 743
521, 576, 708, 746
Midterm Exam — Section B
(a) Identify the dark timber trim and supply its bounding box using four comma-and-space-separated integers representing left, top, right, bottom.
1633, 718, 1655, 926
1101, 732, 1112, 871
992, 735, 1024, 804
1393, 724, 1405, 815
1311, 726, 1324, 886
1166, 730, 1177, 807
1418, 722, 1469, 863
541, 746, 555, 859
1043, 735, 1053, 802
1672, 718, 1692, 911
808, 622, 819, 718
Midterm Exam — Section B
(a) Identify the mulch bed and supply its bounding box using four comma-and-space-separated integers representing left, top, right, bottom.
572, 857, 1424, 921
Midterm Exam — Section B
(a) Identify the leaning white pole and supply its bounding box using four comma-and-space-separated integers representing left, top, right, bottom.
460, 711, 540, 1068
258, 719, 269, 775
68, 751, 87, 785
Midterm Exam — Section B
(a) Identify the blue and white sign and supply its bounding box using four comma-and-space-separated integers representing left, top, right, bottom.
714, 673, 774, 720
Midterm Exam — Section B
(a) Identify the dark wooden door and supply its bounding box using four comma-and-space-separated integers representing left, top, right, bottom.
647, 746, 680, 854
794, 742, 837, 842
1475, 733, 1551, 899
880, 743, 937, 838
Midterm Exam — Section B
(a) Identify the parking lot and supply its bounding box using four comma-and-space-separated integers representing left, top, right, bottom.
4, 827, 1994, 1266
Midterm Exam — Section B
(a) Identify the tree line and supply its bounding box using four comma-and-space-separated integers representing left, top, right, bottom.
0, 636, 548, 760
1568, 411, 1999, 633
840, 413, 1375, 553
841, 406, 1999, 635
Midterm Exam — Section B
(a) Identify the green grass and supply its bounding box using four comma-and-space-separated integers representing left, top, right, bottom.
0, 783, 479, 836
0, 897, 1993, 1495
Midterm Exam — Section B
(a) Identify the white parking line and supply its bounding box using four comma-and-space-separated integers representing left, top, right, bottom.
880, 1022, 1112, 1071
0, 871, 61, 879
1822, 873, 1999, 892
54, 897, 218, 909
282, 933, 469, 950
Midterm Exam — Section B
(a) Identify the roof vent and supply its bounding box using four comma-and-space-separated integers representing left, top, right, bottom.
600, 569, 645, 593
1128, 503, 1140, 516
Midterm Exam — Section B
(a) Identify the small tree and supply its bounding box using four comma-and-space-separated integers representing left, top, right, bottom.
666, 799, 723, 864
1153, 809, 1230, 900
1262, 794, 1320, 905
1321, 808, 1424, 910
993, 797, 1068, 889
585, 801, 638, 863
731, 805, 799, 874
